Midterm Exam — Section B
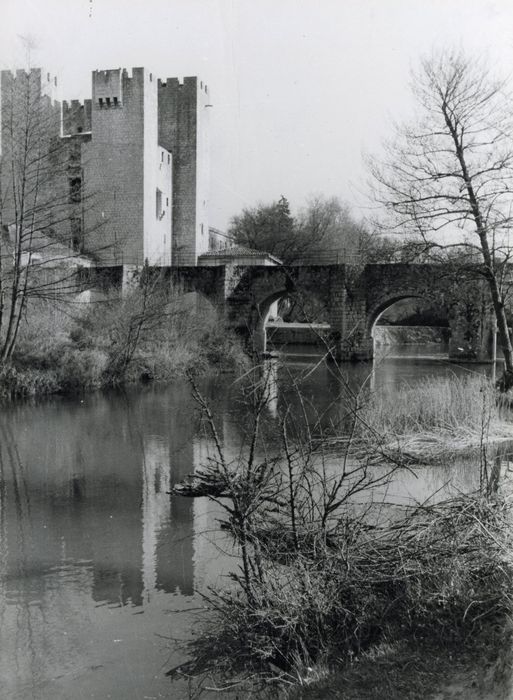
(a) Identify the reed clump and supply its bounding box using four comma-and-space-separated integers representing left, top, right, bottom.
358, 374, 513, 460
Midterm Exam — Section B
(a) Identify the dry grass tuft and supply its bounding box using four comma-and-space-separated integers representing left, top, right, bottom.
358, 374, 512, 460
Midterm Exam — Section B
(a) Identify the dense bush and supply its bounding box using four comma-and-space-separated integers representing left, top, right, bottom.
0, 282, 248, 399
0, 364, 60, 399
57, 347, 109, 392
180, 497, 512, 689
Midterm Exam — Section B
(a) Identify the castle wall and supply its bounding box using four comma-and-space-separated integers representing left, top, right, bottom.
195, 79, 210, 260
62, 99, 92, 135
82, 68, 173, 266
147, 146, 172, 265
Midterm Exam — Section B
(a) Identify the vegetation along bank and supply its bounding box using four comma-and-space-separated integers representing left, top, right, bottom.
0, 278, 247, 401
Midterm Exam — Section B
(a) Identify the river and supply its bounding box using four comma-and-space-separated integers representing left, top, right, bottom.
0, 344, 499, 699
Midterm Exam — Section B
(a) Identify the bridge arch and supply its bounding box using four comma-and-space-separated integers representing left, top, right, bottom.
366, 292, 431, 336
253, 289, 289, 354
364, 292, 450, 357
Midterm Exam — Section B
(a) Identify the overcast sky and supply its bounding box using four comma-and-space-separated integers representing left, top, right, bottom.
2, 0, 513, 229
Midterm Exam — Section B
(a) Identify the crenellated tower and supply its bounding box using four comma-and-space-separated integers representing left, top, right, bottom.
82, 67, 172, 266
0, 65, 210, 267
158, 76, 210, 266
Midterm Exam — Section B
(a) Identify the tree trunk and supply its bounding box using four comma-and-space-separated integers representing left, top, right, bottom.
443, 102, 513, 383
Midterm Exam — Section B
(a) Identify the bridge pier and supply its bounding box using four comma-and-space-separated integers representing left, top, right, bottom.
332, 293, 374, 362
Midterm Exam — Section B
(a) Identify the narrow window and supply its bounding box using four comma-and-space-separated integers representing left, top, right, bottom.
99, 98, 104, 107
166, 197, 169, 206
161, 152, 164, 162
167, 154, 170, 164
156, 188, 164, 219
69, 177, 81, 204
106, 97, 111, 106
113, 96, 118, 106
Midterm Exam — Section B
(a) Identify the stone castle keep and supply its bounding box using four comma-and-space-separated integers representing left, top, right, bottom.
0, 66, 212, 266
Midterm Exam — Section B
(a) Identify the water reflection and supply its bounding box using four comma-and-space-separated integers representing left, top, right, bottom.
0, 353, 501, 698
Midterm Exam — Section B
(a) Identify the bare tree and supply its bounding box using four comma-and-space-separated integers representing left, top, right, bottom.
0, 63, 99, 364
368, 50, 513, 384
294, 195, 371, 263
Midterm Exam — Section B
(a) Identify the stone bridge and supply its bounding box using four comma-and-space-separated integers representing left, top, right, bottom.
168, 262, 495, 362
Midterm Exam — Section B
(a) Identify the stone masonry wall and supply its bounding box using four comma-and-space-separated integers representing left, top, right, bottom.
62, 99, 92, 135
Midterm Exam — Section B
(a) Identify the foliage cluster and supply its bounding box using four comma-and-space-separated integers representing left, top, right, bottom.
228, 195, 373, 265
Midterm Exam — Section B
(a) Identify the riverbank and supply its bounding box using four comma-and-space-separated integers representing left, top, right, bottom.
295, 622, 513, 699
0, 291, 248, 400
172, 493, 513, 698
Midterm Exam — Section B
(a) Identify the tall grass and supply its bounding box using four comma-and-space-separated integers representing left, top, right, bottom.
358, 374, 512, 459
362, 374, 495, 434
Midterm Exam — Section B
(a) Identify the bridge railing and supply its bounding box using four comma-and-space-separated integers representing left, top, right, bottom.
88, 249, 369, 268
286, 251, 364, 266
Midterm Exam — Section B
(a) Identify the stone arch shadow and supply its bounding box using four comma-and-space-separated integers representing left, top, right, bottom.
364, 291, 450, 358
253, 289, 290, 354
247, 283, 334, 355
366, 292, 449, 333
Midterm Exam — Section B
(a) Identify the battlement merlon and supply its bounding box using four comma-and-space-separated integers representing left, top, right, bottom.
62, 99, 92, 135
158, 75, 209, 95
92, 67, 124, 105
1, 67, 60, 104
92, 67, 161, 107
